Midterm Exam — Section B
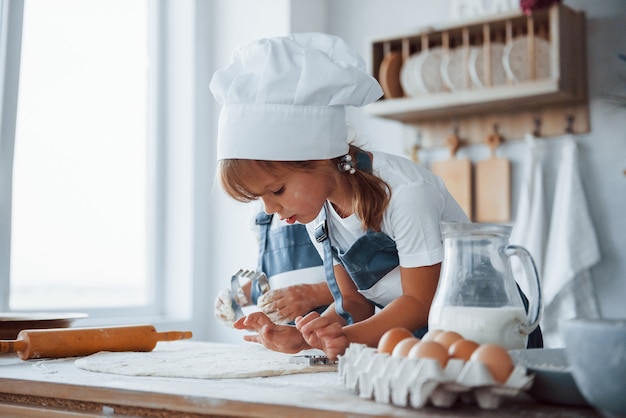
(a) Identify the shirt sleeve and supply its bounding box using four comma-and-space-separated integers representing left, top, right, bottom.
385, 180, 450, 268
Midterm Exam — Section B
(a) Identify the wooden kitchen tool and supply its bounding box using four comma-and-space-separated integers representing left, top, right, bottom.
0, 324, 192, 360
431, 134, 473, 219
475, 131, 511, 223
379, 51, 404, 99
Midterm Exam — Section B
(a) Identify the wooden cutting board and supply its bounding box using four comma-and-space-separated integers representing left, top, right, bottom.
379, 51, 404, 99
475, 133, 511, 223
431, 135, 473, 219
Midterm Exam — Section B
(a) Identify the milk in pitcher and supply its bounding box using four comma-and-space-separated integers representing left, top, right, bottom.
430, 306, 528, 349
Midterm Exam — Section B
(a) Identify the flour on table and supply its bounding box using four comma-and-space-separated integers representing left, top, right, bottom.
74, 341, 336, 379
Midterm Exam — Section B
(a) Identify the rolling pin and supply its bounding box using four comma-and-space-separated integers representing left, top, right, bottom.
0, 324, 192, 360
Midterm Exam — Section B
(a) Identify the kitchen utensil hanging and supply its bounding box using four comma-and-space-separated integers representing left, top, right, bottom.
430, 133, 473, 219
475, 129, 511, 223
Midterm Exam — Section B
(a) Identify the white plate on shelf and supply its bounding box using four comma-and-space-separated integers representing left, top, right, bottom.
469, 43, 507, 88
399, 53, 421, 97
415, 47, 445, 94
503, 36, 551, 82
441, 47, 470, 92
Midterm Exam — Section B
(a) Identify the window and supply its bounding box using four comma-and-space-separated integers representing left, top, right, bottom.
1, 0, 212, 335
9, 0, 154, 312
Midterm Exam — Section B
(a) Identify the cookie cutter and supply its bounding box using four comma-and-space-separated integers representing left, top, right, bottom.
289, 354, 337, 366
230, 269, 269, 320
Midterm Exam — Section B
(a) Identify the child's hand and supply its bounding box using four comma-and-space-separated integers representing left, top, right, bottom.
295, 312, 349, 360
257, 284, 319, 324
214, 288, 237, 326
233, 312, 309, 354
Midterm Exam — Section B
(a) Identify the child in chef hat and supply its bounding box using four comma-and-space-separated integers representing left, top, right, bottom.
214, 200, 332, 326
210, 33, 539, 359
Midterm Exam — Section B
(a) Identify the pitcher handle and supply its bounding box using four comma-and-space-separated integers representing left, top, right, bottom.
505, 245, 542, 335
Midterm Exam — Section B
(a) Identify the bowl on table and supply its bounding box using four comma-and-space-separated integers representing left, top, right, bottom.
508, 348, 587, 406
562, 318, 626, 418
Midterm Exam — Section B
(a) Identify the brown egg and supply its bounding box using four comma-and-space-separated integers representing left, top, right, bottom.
407, 340, 449, 368
377, 327, 414, 354
433, 330, 465, 350
448, 339, 479, 361
391, 337, 420, 358
470, 344, 514, 384
421, 329, 444, 342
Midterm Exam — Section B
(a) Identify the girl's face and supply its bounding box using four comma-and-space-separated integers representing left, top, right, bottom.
246, 162, 333, 225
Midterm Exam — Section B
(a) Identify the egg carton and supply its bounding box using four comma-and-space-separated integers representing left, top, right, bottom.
338, 343, 534, 410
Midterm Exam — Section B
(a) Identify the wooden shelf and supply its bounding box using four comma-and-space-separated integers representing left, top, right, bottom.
368, 79, 580, 122
367, 4, 589, 147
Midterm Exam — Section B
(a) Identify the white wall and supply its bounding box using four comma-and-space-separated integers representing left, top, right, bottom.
204, 0, 626, 343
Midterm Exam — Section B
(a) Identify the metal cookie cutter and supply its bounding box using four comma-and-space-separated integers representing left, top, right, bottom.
289, 355, 337, 366
230, 269, 270, 320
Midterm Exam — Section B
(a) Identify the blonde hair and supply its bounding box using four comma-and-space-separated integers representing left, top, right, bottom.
219, 145, 391, 231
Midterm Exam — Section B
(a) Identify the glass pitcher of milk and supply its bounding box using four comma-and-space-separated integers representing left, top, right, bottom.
428, 222, 542, 349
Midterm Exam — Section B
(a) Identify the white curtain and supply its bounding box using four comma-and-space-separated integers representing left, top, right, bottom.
0, 0, 24, 308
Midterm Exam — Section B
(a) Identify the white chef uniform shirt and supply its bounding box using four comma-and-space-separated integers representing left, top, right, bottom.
306, 151, 469, 307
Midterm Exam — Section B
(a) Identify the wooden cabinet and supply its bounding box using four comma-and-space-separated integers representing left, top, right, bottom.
367, 4, 588, 147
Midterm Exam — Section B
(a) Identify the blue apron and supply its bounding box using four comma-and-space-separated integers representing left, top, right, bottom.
251, 213, 325, 312
314, 151, 543, 347
314, 206, 429, 338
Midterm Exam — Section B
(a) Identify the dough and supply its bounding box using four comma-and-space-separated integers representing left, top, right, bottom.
74, 341, 336, 379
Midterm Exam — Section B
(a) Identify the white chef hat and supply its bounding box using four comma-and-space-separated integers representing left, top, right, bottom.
210, 32, 383, 161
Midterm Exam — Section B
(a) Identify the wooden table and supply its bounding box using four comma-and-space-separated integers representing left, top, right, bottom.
0, 342, 601, 418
